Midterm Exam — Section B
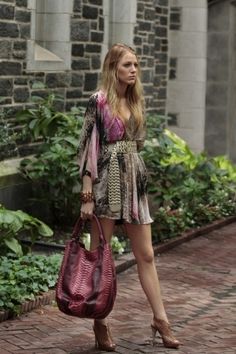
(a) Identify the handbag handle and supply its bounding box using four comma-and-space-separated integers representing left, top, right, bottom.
71, 214, 106, 246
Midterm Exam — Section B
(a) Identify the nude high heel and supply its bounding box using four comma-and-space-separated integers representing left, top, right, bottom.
151, 318, 181, 349
93, 320, 116, 352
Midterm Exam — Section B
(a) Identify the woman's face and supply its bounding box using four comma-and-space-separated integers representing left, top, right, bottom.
116, 52, 138, 86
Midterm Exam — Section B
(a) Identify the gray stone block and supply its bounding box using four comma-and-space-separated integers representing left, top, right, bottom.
155, 64, 167, 75
141, 70, 153, 83
158, 87, 167, 99
147, 58, 154, 67
72, 59, 90, 70
85, 44, 101, 53
0, 22, 19, 37
148, 33, 155, 43
13, 40, 26, 50
46, 73, 71, 88
0, 40, 11, 58
71, 21, 89, 41
66, 89, 82, 99
73, 0, 81, 12
0, 4, 14, 19
30, 90, 52, 100
144, 9, 155, 21
15, 10, 31, 23
154, 38, 161, 50
82, 5, 98, 19
160, 16, 168, 26
91, 56, 101, 69
19, 23, 30, 39
158, 0, 168, 6
143, 85, 154, 95
0, 62, 21, 75
13, 50, 26, 59
72, 44, 84, 57
14, 78, 28, 85
99, 16, 104, 31
71, 73, 83, 87
91, 31, 103, 43
16, 0, 28, 7
0, 79, 13, 96
14, 87, 29, 102
155, 26, 167, 37
137, 2, 144, 12
84, 73, 98, 92
139, 21, 152, 32
88, 0, 102, 5
134, 36, 142, 45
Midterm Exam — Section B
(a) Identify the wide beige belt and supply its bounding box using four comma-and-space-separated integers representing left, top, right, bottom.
105, 141, 137, 212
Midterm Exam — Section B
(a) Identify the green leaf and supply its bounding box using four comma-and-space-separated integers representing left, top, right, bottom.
4, 238, 23, 256
37, 222, 53, 237
32, 81, 45, 89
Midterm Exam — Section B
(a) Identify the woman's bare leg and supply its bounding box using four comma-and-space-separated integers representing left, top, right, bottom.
125, 223, 168, 322
90, 217, 115, 249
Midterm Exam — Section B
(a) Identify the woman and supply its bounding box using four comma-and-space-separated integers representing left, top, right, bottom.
78, 43, 180, 351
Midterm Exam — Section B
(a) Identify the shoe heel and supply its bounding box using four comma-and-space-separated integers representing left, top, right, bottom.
93, 321, 116, 352
152, 318, 180, 349
151, 325, 157, 346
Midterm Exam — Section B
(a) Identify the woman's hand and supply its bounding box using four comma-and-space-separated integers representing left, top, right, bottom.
80, 201, 95, 220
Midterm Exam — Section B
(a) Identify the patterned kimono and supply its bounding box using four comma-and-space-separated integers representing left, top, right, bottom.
77, 90, 153, 224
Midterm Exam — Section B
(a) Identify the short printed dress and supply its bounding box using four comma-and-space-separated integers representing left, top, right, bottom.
77, 90, 153, 224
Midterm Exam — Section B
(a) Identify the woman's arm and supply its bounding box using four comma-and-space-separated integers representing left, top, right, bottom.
80, 175, 94, 219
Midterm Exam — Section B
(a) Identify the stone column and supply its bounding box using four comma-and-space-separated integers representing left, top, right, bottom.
111, 0, 137, 46
167, 0, 208, 152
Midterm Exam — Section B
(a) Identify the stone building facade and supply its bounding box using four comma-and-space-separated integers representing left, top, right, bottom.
1, 0, 235, 161
0, 0, 170, 209
1, 0, 235, 211
0, 0, 169, 160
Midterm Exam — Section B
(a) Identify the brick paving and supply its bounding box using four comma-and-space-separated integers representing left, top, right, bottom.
0, 223, 235, 354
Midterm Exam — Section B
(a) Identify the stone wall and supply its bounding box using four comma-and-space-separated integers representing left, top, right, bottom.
135, 0, 169, 114
0, 0, 170, 161
0, 0, 105, 159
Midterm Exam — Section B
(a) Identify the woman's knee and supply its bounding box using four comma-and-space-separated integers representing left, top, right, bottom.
135, 247, 155, 264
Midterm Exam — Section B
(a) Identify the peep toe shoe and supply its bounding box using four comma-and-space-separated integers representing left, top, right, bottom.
93, 320, 116, 352
151, 318, 181, 349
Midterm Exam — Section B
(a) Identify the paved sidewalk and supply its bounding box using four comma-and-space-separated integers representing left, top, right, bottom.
0, 223, 235, 354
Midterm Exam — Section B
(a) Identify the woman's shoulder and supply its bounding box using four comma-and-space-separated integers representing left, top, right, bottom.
87, 90, 107, 108
88, 90, 106, 101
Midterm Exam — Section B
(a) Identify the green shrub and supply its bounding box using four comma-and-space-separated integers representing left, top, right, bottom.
19, 94, 84, 227
18, 100, 236, 241
0, 253, 61, 314
142, 119, 236, 241
0, 204, 53, 256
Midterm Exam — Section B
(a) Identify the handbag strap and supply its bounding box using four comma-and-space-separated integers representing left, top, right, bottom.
71, 214, 106, 246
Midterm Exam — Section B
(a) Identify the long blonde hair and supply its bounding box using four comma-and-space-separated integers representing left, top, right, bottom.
101, 43, 144, 127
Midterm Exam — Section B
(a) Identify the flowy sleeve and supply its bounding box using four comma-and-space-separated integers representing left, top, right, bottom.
77, 94, 99, 181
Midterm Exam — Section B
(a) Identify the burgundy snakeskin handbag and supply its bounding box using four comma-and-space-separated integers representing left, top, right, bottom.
56, 214, 117, 319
